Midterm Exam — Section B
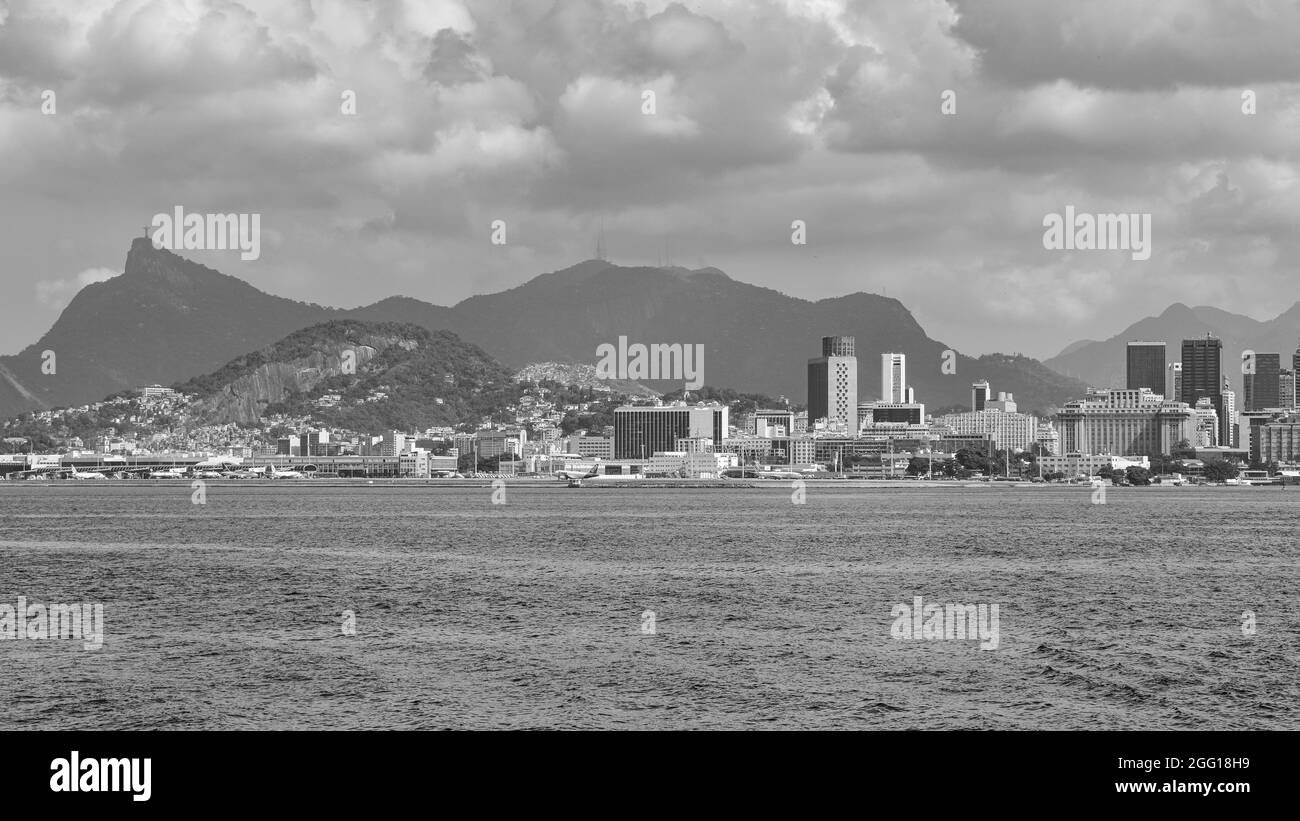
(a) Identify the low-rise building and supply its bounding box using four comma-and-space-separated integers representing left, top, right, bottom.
645, 450, 737, 478
1037, 453, 1151, 476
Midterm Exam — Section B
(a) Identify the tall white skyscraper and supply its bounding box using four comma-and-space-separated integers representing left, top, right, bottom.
881, 353, 906, 403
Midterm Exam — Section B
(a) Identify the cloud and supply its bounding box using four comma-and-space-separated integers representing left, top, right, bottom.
35, 267, 120, 308
949, 0, 1300, 90
0, 0, 1298, 362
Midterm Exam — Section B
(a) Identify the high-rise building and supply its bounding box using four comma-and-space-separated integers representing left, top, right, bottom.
1281, 369, 1296, 410
971, 380, 991, 412
1180, 336, 1222, 406
613, 402, 728, 460
1126, 341, 1166, 392
1056, 388, 1197, 457
881, 353, 907, 403
1181, 335, 1225, 445
808, 336, 858, 433
1221, 379, 1236, 448
1166, 362, 1182, 404
1243, 352, 1281, 411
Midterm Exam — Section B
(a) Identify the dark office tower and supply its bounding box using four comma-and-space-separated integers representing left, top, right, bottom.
971, 379, 990, 411
1292, 340, 1300, 385
1126, 341, 1166, 392
807, 336, 857, 432
1180, 336, 1222, 406
1244, 353, 1281, 410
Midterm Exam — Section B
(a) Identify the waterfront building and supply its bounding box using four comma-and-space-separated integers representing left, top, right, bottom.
613, 402, 728, 460
1253, 414, 1300, 464
645, 450, 737, 478
807, 336, 858, 433
1037, 453, 1151, 477
1126, 341, 1166, 392
714, 435, 775, 464
1056, 388, 1196, 457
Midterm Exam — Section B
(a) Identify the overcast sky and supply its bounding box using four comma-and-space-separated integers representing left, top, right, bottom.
1, 0, 1298, 359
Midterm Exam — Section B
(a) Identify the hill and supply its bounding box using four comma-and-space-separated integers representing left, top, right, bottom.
176, 320, 517, 431
0, 237, 1096, 418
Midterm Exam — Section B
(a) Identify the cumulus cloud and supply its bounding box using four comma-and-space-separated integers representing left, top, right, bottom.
0, 0, 1298, 360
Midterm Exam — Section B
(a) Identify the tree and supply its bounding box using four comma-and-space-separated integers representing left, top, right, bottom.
1202, 458, 1239, 483
1096, 465, 1114, 479
956, 448, 995, 475
1125, 466, 1152, 486
906, 457, 930, 477
1170, 439, 1196, 459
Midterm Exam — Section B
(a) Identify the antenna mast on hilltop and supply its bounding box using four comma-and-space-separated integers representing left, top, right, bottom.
595, 218, 607, 262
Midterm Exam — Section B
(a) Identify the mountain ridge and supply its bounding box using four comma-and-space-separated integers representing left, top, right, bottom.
1046, 303, 1300, 400
0, 237, 1094, 418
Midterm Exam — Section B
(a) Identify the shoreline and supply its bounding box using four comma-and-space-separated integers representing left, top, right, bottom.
0, 477, 1248, 490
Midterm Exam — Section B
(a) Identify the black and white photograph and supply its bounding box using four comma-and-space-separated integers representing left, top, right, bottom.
0, 0, 1292, 804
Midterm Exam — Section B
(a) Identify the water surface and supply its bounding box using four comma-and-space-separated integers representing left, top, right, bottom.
0, 484, 1295, 729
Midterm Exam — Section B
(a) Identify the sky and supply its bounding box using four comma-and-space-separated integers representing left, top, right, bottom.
1, 0, 1298, 359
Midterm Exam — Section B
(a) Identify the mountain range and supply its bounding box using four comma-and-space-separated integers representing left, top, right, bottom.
1044, 302, 1300, 401
2, 236, 1100, 419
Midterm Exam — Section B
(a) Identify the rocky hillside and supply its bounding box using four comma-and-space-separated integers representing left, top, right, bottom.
175, 320, 518, 431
